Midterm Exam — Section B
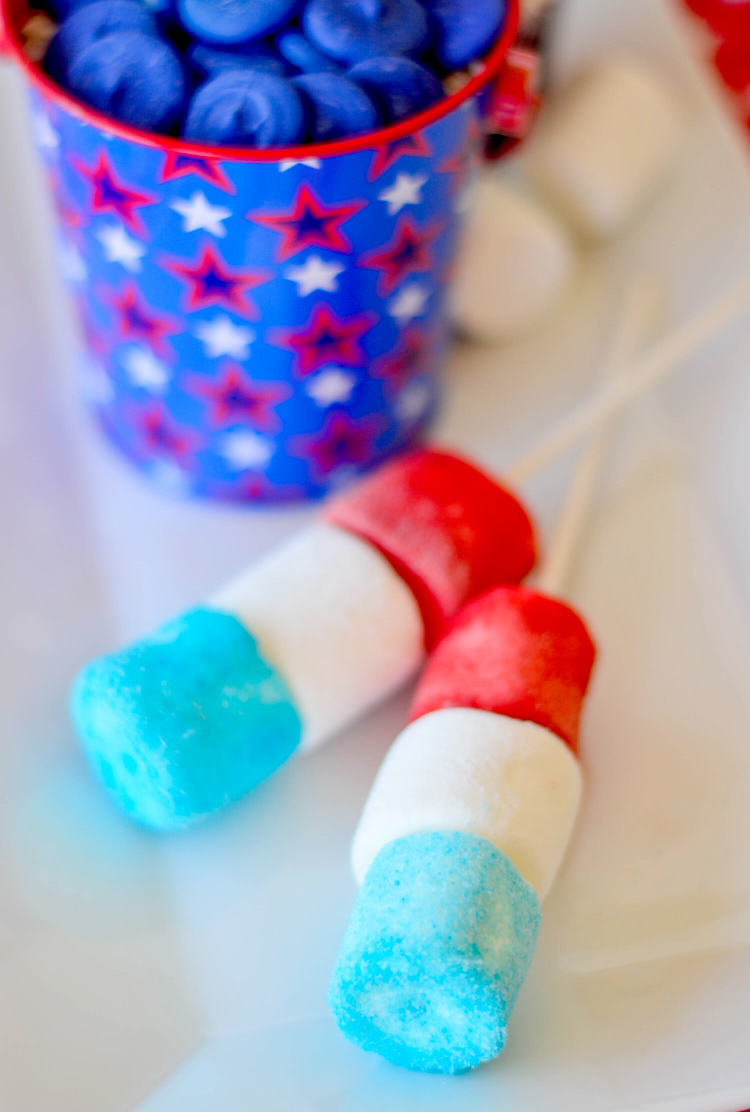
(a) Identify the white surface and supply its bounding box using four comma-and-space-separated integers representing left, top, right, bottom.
451, 176, 576, 342
351, 709, 583, 897
2, 0, 750, 1109
525, 58, 687, 240
210, 523, 424, 751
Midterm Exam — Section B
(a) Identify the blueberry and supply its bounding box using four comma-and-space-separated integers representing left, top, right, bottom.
423, 0, 507, 70
276, 29, 340, 73
188, 42, 288, 80
293, 72, 379, 139
67, 30, 186, 131
184, 69, 306, 146
349, 56, 442, 122
176, 0, 300, 45
303, 0, 428, 66
45, 0, 157, 83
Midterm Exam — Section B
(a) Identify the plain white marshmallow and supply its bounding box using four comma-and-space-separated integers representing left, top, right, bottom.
351, 707, 583, 899
525, 59, 686, 240
209, 523, 424, 750
451, 175, 576, 343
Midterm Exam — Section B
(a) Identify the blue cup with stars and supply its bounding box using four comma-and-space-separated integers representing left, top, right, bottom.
4, 0, 517, 502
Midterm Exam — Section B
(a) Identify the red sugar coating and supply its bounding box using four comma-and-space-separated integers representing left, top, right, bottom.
408, 585, 596, 751
323, 449, 537, 649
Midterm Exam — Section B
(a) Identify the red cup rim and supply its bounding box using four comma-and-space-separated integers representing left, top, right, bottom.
2, 0, 518, 161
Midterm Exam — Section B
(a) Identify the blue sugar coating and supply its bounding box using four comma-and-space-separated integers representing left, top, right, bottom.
303, 0, 428, 66
423, 0, 507, 70
71, 606, 303, 832
348, 56, 442, 123
188, 42, 288, 80
68, 31, 186, 132
276, 29, 341, 73
176, 0, 299, 45
328, 831, 541, 1074
45, 0, 157, 83
184, 69, 305, 145
293, 72, 379, 139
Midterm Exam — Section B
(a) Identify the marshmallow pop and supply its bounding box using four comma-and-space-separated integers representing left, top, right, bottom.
71, 450, 535, 832
328, 584, 595, 1074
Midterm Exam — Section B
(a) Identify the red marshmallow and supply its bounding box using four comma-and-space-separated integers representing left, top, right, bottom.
409, 585, 596, 751
324, 449, 537, 649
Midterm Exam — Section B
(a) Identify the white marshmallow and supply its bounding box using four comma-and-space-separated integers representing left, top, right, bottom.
210, 523, 424, 750
525, 59, 686, 240
351, 707, 582, 898
450, 176, 575, 343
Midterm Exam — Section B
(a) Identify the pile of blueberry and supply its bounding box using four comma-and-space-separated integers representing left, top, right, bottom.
41, 0, 507, 146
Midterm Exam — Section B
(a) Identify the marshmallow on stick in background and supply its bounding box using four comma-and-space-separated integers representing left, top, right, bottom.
328, 279, 656, 1074
451, 175, 577, 344
71, 271, 750, 833
525, 59, 687, 241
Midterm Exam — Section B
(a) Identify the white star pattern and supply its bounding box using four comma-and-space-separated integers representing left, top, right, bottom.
170, 191, 232, 237
388, 283, 430, 325
378, 172, 428, 215
95, 224, 146, 273
33, 110, 59, 150
285, 255, 346, 297
305, 368, 356, 407
58, 239, 87, 282
396, 381, 433, 423
194, 315, 255, 360
278, 158, 322, 172
121, 347, 170, 392
219, 430, 274, 470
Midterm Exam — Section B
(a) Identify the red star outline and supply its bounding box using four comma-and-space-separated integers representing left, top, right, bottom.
187, 362, 291, 432
160, 152, 236, 195
110, 283, 181, 358
374, 326, 432, 395
438, 128, 482, 194
162, 242, 271, 318
128, 402, 200, 462
74, 151, 156, 236
367, 132, 433, 181
270, 303, 376, 378
290, 409, 381, 479
213, 473, 306, 504
249, 183, 367, 263
76, 296, 107, 357
48, 171, 86, 236
359, 216, 443, 297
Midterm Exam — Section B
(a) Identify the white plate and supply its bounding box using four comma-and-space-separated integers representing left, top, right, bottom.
2, 0, 750, 1108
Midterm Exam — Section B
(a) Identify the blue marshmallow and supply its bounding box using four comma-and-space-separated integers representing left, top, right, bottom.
328, 831, 541, 1074
71, 607, 303, 832
293, 72, 379, 139
68, 30, 186, 131
176, 0, 299, 45
303, 0, 428, 66
184, 69, 305, 145
423, 0, 507, 70
348, 56, 442, 123
45, 0, 157, 83
276, 29, 341, 73
188, 42, 288, 79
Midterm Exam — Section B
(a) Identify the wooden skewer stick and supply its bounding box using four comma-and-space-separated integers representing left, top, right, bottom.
506, 273, 750, 487
536, 277, 663, 598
